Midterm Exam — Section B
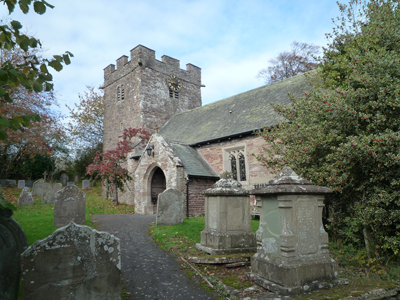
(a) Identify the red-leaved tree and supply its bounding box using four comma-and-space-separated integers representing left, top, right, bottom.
86, 127, 150, 205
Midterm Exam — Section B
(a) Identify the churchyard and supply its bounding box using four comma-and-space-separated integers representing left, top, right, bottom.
1, 177, 400, 299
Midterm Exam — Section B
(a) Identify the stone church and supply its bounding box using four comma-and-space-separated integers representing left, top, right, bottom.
102, 45, 309, 215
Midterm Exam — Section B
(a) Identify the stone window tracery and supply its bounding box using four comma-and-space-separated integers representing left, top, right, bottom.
224, 147, 247, 182
117, 85, 125, 101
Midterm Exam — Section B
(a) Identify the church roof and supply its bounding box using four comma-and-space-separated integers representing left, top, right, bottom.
169, 143, 219, 178
158, 73, 310, 145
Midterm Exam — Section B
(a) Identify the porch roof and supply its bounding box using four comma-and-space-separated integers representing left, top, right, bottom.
169, 143, 219, 178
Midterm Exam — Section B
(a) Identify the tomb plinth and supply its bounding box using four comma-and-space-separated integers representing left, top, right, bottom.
196, 178, 256, 255
250, 167, 341, 295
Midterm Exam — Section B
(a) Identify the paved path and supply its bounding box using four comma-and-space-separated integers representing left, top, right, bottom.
92, 214, 217, 300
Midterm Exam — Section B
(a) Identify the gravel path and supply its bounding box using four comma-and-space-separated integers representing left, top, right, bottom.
92, 214, 217, 300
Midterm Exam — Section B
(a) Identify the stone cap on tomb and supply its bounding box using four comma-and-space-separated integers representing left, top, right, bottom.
204, 178, 248, 196
250, 167, 332, 195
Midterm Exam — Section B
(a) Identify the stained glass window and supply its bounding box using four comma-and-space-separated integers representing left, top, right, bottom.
238, 153, 246, 181
230, 154, 237, 180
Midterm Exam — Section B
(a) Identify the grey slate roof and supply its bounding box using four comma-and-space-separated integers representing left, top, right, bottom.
169, 143, 219, 178
159, 73, 310, 145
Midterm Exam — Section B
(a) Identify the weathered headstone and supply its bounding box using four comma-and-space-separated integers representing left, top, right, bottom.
54, 185, 86, 227
21, 222, 121, 300
82, 180, 90, 190
73, 174, 79, 183
25, 180, 33, 188
18, 187, 34, 205
156, 188, 185, 226
42, 183, 62, 204
60, 172, 69, 187
32, 179, 45, 197
6, 180, 16, 187
250, 167, 341, 295
17, 180, 25, 189
196, 178, 256, 255
0, 179, 6, 187
67, 182, 75, 186
0, 208, 28, 300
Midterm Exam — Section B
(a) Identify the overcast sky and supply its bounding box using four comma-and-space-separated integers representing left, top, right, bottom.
3, 0, 341, 117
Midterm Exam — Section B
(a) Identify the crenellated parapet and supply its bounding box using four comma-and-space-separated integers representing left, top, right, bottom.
103, 45, 201, 88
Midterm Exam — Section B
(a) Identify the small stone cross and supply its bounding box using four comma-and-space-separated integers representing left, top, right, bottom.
43, 171, 48, 182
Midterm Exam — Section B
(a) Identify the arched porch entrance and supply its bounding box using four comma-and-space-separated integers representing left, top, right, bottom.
150, 167, 166, 214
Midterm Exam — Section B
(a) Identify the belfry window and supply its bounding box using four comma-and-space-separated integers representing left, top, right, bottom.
117, 87, 121, 101
169, 89, 173, 98
121, 85, 124, 100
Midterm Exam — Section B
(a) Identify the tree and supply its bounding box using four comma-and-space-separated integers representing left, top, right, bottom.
86, 128, 150, 205
257, 41, 320, 84
0, 45, 68, 179
66, 86, 104, 149
0, 0, 73, 140
255, 0, 400, 256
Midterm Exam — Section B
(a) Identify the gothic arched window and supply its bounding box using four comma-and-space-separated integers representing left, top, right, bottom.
238, 153, 246, 181
121, 85, 124, 100
230, 154, 238, 180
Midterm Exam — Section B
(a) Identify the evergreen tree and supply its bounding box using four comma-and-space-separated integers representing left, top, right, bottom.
255, 0, 400, 255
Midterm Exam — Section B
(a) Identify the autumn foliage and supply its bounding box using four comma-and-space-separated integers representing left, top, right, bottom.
86, 127, 150, 205
255, 0, 400, 256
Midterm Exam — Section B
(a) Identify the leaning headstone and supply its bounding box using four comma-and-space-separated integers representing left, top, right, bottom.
60, 172, 69, 187
54, 185, 86, 227
17, 180, 25, 189
32, 179, 45, 197
73, 174, 79, 183
156, 188, 185, 226
67, 182, 75, 186
21, 222, 121, 300
18, 187, 34, 205
82, 180, 90, 190
25, 180, 33, 188
0, 208, 28, 300
42, 183, 62, 204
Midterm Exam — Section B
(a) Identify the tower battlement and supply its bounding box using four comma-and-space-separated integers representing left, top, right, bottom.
103, 45, 201, 88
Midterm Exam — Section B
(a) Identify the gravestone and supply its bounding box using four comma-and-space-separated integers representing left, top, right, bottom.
73, 174, 79, 183
196, 178, 256, 255
25, 180, 33, 188
17, 180, 25, 189
0, 180, 6, 187
18, 187, 34, 205
250, 167, 341, 295
82, 180, 90, 190
0, 208, 28, 300
67, 182, 75, 186
156, 188, 185, 226
6, 180, 16, 187
42, 183, 62, 204
21, 222, 121, 300
32, 179, 45, 197
60, 173, 69, 187
54, 185, 86, 227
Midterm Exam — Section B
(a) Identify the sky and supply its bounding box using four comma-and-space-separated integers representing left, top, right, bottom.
3, 0, 342, 118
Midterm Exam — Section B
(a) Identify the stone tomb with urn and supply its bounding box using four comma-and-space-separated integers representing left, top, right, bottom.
250, 167, 345, 295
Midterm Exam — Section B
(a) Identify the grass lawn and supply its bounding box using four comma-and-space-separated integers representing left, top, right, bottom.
2, 183, 135, 245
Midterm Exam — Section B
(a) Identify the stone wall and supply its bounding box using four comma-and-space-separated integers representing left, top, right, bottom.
103, 45, 202, 153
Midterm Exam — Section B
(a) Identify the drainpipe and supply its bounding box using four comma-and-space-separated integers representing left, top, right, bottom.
186, 177, 193, 218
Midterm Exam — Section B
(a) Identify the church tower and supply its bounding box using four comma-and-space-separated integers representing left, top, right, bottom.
102, 45, 202, 151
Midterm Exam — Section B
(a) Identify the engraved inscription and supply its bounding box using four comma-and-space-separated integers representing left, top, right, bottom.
297, 199, 317, 254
